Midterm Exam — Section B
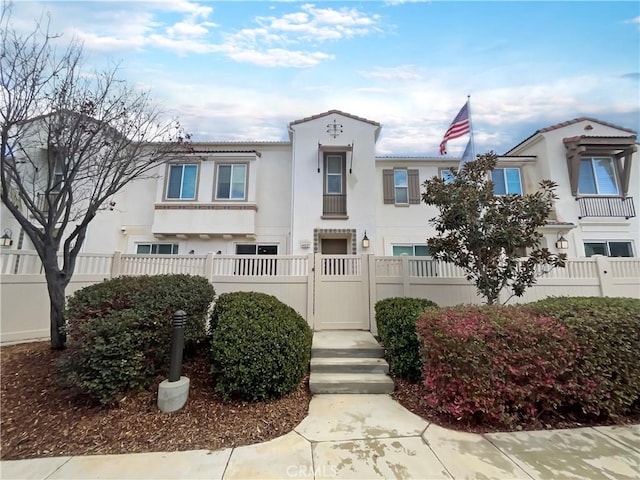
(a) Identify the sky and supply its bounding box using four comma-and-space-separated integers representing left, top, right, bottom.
6, 0, 640, 156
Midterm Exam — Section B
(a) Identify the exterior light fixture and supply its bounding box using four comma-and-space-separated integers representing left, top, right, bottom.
555, 233, 569, 250
1, 229, 13, 247
362, 231, 370, 249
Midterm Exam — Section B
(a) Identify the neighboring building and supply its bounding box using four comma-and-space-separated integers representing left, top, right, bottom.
505, 117, 637, 258
1, 111, 637, 258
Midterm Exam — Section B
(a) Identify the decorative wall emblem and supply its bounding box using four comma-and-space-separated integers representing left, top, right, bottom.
327, 119, 343, 139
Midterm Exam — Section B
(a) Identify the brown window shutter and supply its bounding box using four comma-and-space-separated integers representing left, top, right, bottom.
383, 169, 394, 204
408, 169, 420, 204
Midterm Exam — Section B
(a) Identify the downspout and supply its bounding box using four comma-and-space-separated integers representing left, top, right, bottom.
288, 125, 296, 255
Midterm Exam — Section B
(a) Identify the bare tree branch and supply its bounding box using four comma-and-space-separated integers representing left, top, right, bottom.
1, 1, 190, 348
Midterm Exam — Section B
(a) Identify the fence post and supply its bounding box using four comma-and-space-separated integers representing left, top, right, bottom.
306, 253, 315, 329
367, 254, 378, 335
111, 251, 122, 278
205, 251, 215, 281
593, 255, 614, 297
401, 255, 410, 297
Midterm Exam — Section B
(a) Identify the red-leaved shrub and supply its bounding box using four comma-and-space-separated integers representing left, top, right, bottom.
417, 305, 592, 429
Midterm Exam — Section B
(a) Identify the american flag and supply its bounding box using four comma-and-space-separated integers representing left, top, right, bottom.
439, 102, 470, 155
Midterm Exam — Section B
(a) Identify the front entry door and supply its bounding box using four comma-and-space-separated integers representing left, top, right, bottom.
321, 238, 348, 254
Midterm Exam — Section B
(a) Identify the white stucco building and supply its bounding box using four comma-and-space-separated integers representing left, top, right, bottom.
1, 110, 637, 259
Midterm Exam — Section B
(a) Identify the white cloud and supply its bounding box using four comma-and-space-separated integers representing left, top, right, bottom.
167, 20, 217, 37
225, 48, 334, 68
212, 4, 383, 67
360, 65, 424, 82
253, 4, 382, 43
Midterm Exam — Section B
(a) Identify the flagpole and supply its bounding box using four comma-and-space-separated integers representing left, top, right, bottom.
466, 94, 476, 162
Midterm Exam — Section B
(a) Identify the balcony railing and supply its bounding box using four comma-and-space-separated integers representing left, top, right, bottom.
577, 196, 636, 219
323, 194, 347, 216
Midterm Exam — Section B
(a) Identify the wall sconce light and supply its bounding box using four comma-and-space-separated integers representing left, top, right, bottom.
362, 231, 370, 249
1, 228, 13, 247
555, 233, 569, 250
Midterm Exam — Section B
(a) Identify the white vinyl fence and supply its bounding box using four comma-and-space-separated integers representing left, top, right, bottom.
1, 250, 639, 344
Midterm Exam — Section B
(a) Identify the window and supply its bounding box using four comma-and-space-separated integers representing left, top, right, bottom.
166, 164, 197, 199
216, 164, 247, 200
383, 169, 420, 205
492, 168, 522, 195
440, 169, 455, 185
578, 157, 618, 195
136, 243, 179, 254
392, 244, 430, 256
325, 155, 344, 195
235, 244, 278, 255
234, 244, 278, 275
584, 241, 633, 257
49, 147, 65, 193
394, 170, 408, 204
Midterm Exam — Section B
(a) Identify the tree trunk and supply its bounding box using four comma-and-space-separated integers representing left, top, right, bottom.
45, 272, 67, 349
42, 247, 69, 350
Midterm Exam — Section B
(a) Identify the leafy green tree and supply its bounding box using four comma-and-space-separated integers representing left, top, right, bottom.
422, 152, 566, 305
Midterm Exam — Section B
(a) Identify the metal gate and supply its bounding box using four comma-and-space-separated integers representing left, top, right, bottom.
313, 254, 370, 330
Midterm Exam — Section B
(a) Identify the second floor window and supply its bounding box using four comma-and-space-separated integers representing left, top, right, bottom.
578, 157, 618, 195
492, 168, 522, 195
394, 169, 409, 204
216, 164, 247, 200
326, 155, 344, 194
167, 164, 197, 199
440, 169, 455, 185
382, 169, 421, 205
48, 147, 65, 194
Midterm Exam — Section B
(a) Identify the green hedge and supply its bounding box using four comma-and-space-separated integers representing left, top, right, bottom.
210, 291, 312, 401
65, 274, 214, 355
417, 305, 586, 429
59, 274, 215, 404
528, 296, 640, 417
375, 297, 438, 382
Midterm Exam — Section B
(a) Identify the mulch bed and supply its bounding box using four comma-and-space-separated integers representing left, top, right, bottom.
2, 342, 638, 461
0, 342, 312, 461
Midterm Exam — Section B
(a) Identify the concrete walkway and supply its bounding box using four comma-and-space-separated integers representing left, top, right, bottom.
1, 394, 638, 479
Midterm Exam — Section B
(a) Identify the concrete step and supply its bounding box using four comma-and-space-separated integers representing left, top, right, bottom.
309, 373, 395, 394
310, 357, 389, 374
311, 346, 385, 358
312, 331, 384, 358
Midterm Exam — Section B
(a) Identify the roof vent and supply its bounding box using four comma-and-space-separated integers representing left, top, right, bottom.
584, 125, 593, 130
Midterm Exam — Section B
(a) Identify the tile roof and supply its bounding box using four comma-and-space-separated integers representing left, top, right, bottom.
538, 117, 636, 134
289, 109, 380, 127
506, 117, 637, 154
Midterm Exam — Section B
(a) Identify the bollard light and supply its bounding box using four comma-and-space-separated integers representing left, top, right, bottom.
168, 310, 187, 382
